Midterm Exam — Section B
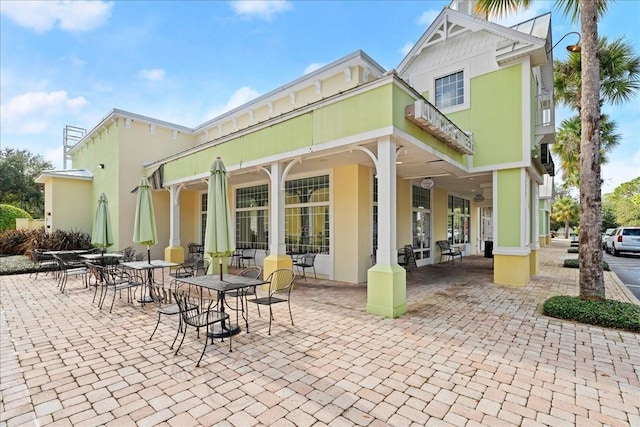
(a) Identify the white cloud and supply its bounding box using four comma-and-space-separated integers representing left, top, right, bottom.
205, 86, 260, 120
304, 63, 324, 75
400, 42, 414, 57
45, 145, 65, 170
229, 0, 291, 20
417, 10, 440, 27
138, 69, 166, 82
0, 91, 88, 133
0, 0, 113, 33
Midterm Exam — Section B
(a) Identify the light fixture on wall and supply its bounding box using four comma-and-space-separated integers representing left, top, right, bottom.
547, 31, 581, 54
474, 193, 485, 202
420, 177, 435, 189
98, 163, 105, 169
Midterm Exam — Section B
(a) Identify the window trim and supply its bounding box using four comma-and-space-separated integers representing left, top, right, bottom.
432, 65, 470, 113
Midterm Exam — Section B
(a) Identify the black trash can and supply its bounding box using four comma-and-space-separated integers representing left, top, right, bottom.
484, 241, 493, 258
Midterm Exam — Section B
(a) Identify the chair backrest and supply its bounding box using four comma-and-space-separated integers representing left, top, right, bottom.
265, 268, 295, 296
194, 258, 210, 276
149, 282, 172, 305
133, 253, 145, 261
173, 290, 199, 320
300, 253, 316, 266
86, 262, 103, 284
242, 248, 257, 258
402, 245, 417, 271
238, 266, 261, 279
436, 240, 453, 252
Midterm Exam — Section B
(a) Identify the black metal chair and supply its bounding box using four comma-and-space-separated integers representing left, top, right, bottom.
436, 240, 463, 264
397, 245, 418, 275
225, 266, 262, 332
52, 254, 89, 293
148, 282, 197, 348
96, 265, 141, 313
30, 249, 57, 279
240, 248, 257, 267
248, 268, 295, 335
173, 290, 231, 367
293, 253, 317, 280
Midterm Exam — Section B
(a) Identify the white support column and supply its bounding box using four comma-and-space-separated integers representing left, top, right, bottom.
376, 137, 398, 265
270, 161, 286, 256
164, 184, 185, 263
263, 161, 292, 277
169, 184, 182, 247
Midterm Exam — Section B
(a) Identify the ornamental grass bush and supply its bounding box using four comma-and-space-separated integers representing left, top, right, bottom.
0, 227, 93, 257
543, 295, 640, 332
563, 258, 610, 271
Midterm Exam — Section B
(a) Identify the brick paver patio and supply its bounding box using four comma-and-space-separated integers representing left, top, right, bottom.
1, 239, 639, 426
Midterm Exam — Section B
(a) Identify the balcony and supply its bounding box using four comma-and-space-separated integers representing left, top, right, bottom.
405, 100, 474, 155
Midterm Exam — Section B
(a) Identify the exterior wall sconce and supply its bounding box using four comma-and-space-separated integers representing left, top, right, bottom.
98, 163, 105, 169
548, 31, 581, 53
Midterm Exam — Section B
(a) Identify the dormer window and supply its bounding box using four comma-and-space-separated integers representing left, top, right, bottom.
435, 71, 464, 109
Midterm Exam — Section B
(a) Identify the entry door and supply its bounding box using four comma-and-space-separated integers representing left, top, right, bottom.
412, 209, 432, 266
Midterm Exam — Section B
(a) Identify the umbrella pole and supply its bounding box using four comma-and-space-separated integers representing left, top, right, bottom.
219, 257, 223, 280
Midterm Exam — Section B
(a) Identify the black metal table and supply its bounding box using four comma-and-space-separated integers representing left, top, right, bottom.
176, 274, 267, 337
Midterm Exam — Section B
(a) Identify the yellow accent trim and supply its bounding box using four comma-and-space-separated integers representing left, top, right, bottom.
529, 249, 538, 275
494, 254, 530, 286
164, 246, 185, 264
263, 255, 294, 282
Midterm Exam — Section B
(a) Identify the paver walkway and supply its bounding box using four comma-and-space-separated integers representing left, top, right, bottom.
1, 240, 639, 426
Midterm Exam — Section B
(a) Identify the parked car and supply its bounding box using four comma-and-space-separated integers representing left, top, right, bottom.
605, 226, 640, 256
602, 228, 617, 250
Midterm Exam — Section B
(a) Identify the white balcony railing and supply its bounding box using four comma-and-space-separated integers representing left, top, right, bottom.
405, 100, 474, 155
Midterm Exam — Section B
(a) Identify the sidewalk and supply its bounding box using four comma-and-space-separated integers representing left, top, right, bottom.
1, 240, 639, 426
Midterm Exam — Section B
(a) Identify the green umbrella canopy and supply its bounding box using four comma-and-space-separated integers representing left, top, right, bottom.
91, 193, 114, 251
204, 157, 235, 276
133, 176, 158, 260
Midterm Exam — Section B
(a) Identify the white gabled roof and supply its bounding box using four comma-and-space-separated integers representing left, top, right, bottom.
397, 7, 548, 75
35, 168, 93, 183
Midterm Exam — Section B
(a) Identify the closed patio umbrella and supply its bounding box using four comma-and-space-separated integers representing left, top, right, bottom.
133, 176, 157, 264
91, 193, 114, 255
204, 157, 235, 280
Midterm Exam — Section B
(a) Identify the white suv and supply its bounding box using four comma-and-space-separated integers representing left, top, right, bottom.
606, 226, 640, 256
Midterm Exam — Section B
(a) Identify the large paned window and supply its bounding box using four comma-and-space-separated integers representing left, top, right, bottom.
448, 195, 470, 245
285, 175, 330, 254
200, 193, 207, 244
435, 71, 464, 109
235, 184, 269, 250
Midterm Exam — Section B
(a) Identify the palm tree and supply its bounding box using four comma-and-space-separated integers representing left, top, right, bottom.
551, 197, 580, 238
554, 36, 640, 113
553, 114, 621, 188
475, 0, 607, 298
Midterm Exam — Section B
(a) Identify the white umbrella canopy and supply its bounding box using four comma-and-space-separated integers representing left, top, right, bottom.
91, 193, 114, 255
133, 176, 158, 263
204, 157, 235, 279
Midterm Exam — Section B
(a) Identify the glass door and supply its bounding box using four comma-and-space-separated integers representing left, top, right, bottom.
412, 209, 432, 266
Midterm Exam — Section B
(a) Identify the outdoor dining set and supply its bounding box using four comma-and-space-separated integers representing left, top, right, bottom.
31, 245, 298, 367
28, 155, 303, 367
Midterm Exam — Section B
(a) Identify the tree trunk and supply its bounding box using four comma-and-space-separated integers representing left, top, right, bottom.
579, 0, 605, 299
564, 219, 570, 239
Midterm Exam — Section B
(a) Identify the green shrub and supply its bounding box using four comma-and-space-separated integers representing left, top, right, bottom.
0, 204, 32, 232
543, 295, 640, 332
567, 248, 579, 253
563, 258, 610, 271
0, 227, 93, 256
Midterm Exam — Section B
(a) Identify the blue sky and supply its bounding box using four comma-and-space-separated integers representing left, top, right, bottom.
1, 0, 638, 194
